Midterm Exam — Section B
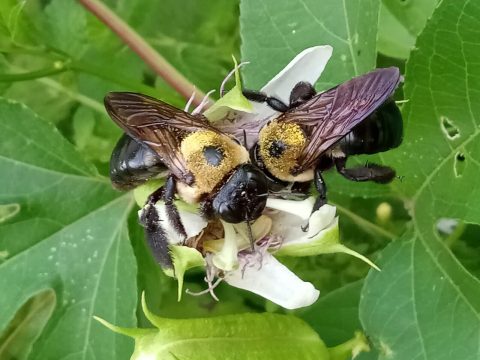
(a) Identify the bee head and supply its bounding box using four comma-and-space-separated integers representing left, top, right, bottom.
212, 164, 268, 223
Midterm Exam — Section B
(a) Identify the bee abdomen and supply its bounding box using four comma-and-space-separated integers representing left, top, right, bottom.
339, 101, 403, 156
110, 134, 167, 190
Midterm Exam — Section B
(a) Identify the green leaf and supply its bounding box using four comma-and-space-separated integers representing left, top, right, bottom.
0, 99, 137, 359
301, 281, 378, 360
377, 3, 415, 59
0, 289, 56, 360
98, 296, 330, 360
42, 0, 88, 56
0, 0, 40, 49
382, 0, 438, 36
301, 281, 364, 344
240, 0, 380, 90
361, 0, 480, 358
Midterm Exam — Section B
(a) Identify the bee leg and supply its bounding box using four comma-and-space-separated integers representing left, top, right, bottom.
289, 81, 316, 107
302, 167, 328, 232
242, 89, 289, 112
335, 157, 396, 184
312, 167, 328, 211
140, 187, 174, 269
164, 175, 188, 242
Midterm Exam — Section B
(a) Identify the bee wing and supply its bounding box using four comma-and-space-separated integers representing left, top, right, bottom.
281, 67, 401, 173
105, 92, 222, 182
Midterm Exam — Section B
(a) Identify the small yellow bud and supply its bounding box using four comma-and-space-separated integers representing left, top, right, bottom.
376, 202, 392, 223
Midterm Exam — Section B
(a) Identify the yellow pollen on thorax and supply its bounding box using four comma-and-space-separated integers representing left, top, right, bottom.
259, 121, 306, 181
180, 130, 248, 194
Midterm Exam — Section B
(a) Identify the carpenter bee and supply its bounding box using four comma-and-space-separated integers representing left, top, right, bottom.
105, 93, 269, 269
243, 67, 403, 212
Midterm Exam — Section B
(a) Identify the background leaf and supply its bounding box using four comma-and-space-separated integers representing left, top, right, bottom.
377, 3, 415, 59
360, 0, 480, 358
240, 0, 380, 90
382, 0, 438, 37
0, 99, 137, 360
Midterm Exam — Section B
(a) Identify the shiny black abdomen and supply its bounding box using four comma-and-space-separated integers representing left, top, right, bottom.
110, 134, 166, 190
338, 101, 403, 156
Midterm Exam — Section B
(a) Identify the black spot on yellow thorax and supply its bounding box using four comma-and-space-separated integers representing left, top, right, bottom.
203, 146, 224, 167
180, 130, 249, 194
268, 140, 287, 158
258, 121, 306, 181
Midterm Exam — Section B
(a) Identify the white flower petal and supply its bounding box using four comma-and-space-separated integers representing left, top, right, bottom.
224, 252, 319, 309
307, 205, 337, 238
252, 45, 333, 121
266, 197, 315, 221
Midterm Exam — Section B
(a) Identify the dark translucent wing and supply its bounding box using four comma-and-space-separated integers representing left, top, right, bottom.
104, 92, 220, 182
280, 67, 401, 173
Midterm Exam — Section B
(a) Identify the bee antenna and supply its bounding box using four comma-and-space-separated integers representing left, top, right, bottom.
220, 61, 250, 97
243, 129, 248, 148
246, 220, 255, 251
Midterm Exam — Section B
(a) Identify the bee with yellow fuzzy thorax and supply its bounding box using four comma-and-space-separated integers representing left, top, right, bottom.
246, 67, 403, 214
105, 92, 268, 270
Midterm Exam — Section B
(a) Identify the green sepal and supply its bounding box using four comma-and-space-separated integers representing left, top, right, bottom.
133, 178, 198, 212
133, 178, 166, 207
203, 56, 253, 122
93, 316, 151, 339
328, 331, 370, 360
165, 245, 205, 301
95, 298, 331, 360
274, 220, 379, 271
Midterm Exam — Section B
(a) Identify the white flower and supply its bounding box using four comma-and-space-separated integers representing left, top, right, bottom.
134, 46, 377, 310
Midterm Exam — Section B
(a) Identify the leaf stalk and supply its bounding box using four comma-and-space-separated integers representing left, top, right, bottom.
78, 0, 209, 107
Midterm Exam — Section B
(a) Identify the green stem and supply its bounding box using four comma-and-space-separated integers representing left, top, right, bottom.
4, 63, 105, 113
78, 0, 208, 107
0, 66, 68, 82
38, 77, 105, 113
331, 201, 396, 240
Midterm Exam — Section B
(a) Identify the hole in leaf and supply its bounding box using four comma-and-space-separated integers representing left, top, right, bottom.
436, 221, 480, 277
436, 218, 459, 237
0, 203, 20, 223
0, 289, 56, 360
440, 116, 460, 140
454, 152, 466, 177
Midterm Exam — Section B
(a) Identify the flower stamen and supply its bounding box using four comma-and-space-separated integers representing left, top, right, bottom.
220, 61, 249, 97
192, 89, 215, 115
184, 89, 196, 113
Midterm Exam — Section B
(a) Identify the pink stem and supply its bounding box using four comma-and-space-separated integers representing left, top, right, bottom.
78, 0, 209, 107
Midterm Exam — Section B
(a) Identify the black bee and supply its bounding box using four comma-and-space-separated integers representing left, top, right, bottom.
242, 67, 403, 213
105, 93, 268, 269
